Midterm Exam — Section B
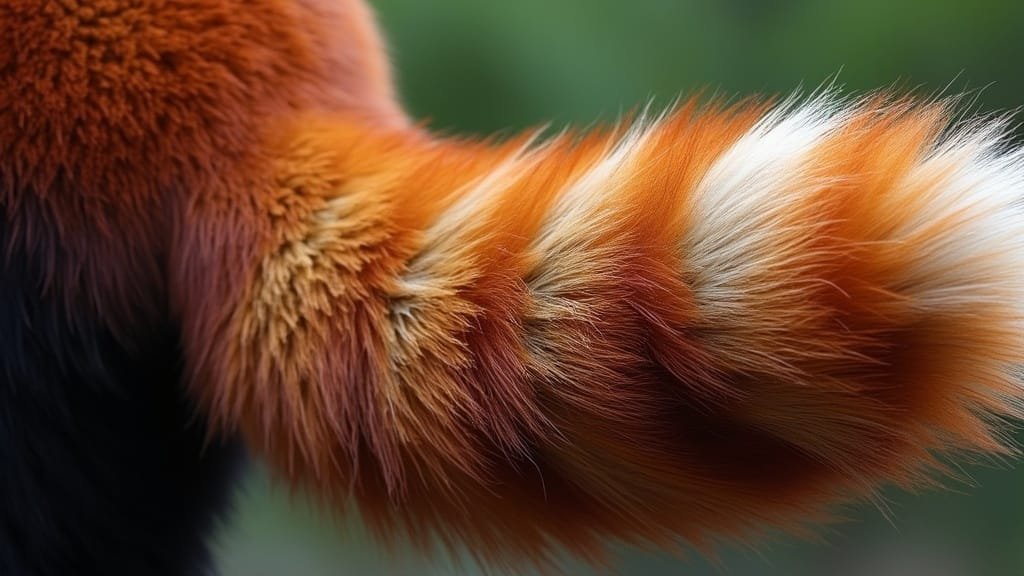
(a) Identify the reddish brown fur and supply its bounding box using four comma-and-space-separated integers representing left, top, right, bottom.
0, 0, 400, 327
179, 100, 1024, 568
3, 1, 1023, 573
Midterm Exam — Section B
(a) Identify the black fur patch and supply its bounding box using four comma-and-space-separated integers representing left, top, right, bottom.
0, 219, 243, 576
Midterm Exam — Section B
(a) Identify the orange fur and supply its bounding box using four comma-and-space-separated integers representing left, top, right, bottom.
0, 0, 401, 329
4, 1, 1023, 572
179, 98, 1024, 568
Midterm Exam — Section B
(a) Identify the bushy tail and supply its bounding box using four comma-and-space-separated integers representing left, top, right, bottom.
175, 94, 1024, 568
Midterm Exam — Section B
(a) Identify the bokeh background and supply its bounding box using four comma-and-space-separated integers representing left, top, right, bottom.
215, 1, 1024, 574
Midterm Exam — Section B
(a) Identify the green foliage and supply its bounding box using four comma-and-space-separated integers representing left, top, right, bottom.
373, 0, 1024, 133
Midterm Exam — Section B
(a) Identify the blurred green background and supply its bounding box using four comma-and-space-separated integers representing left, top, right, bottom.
215, 1, 1024, 574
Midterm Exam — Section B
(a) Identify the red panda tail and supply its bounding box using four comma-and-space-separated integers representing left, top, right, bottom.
175, 93, 1024, 568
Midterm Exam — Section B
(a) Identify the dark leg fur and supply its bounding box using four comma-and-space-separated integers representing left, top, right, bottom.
0, 225, 242, 575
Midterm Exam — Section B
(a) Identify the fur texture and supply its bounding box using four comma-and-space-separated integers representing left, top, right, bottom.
181, 96, 1024, 567
2, 0, 1024, 574
0, 1, 397, 574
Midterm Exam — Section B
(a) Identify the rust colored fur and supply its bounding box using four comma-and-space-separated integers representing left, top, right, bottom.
2, 1, 1024, 574
0, 0, 400, 326
179, 98, 1024, 568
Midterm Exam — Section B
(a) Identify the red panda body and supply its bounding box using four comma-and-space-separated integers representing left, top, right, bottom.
2, 1, 1023, 575
0, 1, 397, 574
